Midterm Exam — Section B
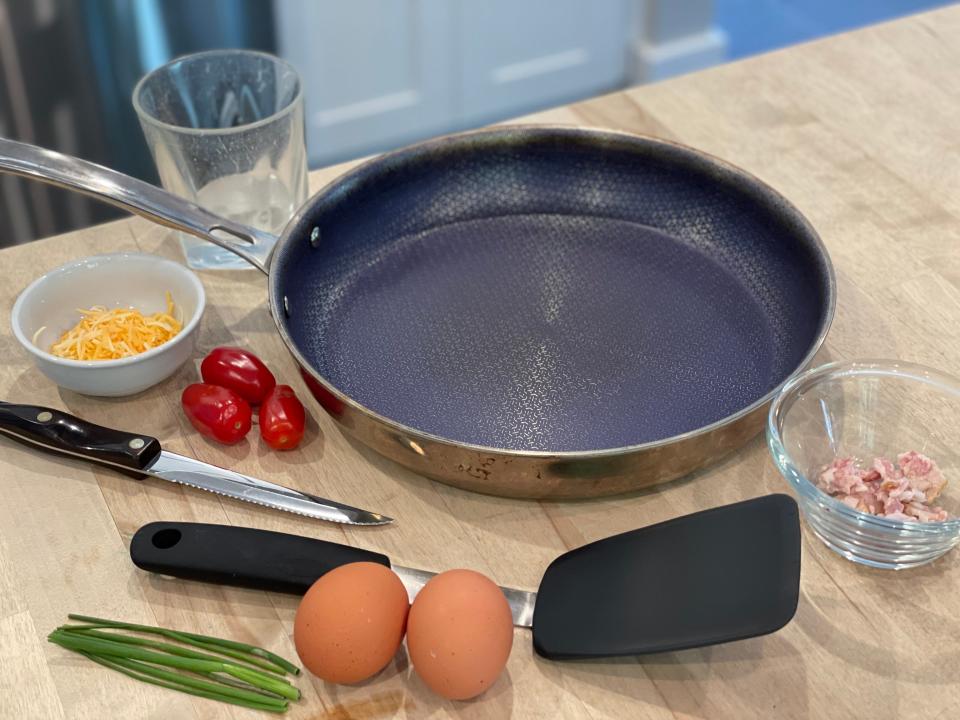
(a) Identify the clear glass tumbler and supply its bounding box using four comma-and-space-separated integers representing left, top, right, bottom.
133, 49, 308, 269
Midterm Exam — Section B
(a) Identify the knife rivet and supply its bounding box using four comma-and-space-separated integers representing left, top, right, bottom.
309, 227, 320, 247
129, 438, 145, 450
36, 411, 52, 422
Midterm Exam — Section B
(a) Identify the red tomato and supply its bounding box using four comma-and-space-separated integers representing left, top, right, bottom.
259, 385, 306, 450
200, 347, 276, 404
181, 383, 252, 445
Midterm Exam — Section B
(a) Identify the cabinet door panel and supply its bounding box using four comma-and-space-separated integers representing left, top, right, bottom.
459, 0, 627, 123
276, 0, 455, 165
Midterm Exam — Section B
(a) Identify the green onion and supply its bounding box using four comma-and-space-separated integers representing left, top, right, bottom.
49, 631, 300, 701
48, 615, 301, 713
58, 626, 287, 676
66, 614, 299, 675
81, 653, 288, 713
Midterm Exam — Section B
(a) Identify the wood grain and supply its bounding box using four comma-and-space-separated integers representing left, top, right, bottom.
3, 8, 960, 718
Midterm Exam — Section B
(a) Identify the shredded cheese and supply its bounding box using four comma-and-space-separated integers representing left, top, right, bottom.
49, 293, 183, 361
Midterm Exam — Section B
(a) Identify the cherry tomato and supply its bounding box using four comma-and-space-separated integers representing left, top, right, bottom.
259, 385, 306, 450
200, 347, 276, 405
181, 383, 252, 445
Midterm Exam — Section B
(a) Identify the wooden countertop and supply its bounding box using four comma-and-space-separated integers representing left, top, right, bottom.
3, 7, 960, 719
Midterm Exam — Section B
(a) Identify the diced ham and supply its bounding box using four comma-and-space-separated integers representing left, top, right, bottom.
862, 468, 881, 483
873, 456, 897, 482
840, 496, 860, 510
857, 492, 881, 515
883, 496, 905, 516
904, 502, 949, 523
815, 452, 951, 523
898, 451, 947, 502
884, 477, 924, 504
819, 457, 867, 495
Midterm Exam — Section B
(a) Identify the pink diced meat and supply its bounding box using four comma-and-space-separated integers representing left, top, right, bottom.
898, 451, 947, 502
905, 503, 950, 523
815, 452, 951, 523
873, 456, 897, 483
839, 495, 859, 509
818, 457, 868, 495
883, 496, 905, 516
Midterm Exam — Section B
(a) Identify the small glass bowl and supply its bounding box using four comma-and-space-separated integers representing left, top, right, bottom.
767, 360, 960, 570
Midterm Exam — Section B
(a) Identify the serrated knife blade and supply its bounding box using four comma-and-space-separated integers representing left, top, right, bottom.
144, 451, 391, 525
0, 401, 391, 526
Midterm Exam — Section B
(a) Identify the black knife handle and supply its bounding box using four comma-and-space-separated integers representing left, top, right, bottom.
0, 401, 161, 473
131, 522, 391, 594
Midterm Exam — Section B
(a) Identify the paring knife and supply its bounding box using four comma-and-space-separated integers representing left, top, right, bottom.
130, 495, 801, 659
0, 401, 391, 526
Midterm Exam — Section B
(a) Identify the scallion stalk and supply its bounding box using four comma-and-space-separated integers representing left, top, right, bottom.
67, 614, 299, 675
59, 626, 286, 676
48, 615, 301, 713
48, 630, 300, 701
81, 653, 288, 713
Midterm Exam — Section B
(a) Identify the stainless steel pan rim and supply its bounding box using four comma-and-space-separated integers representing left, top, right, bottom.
267, 124, 836, 461
0, 125, 835, 496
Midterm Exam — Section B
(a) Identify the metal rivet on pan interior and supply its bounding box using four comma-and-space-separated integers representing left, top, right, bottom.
129, 438, 145, 450
283, 296, 290, 317
309, 227, 320, 247
36, 411, 52, 422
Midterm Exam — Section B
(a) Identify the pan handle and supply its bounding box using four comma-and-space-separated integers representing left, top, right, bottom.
0, 138, 275, 274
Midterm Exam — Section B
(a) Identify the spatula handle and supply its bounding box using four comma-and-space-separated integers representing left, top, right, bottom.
130, 521, 390, 594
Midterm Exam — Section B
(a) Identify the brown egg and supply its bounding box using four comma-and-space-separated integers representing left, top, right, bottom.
293, 562, 409, 684
406, 569, 513, 700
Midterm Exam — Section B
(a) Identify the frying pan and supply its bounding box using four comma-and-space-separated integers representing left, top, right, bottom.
0, 127, 834, 498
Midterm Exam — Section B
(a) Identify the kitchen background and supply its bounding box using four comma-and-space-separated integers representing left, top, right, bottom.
0, 0, 949, 246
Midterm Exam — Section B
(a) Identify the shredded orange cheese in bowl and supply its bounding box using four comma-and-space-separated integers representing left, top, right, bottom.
47, 293, 183, 361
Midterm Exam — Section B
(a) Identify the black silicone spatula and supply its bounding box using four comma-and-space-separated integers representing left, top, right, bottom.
130, 494, 801, 659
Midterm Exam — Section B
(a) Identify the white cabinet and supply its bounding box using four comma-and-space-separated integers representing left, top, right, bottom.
275, 0, 458, 165
275, 1, 723, 167
458, 0, 627, 125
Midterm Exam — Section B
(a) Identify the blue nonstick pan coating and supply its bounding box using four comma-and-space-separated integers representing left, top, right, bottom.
272, 130, 832, 452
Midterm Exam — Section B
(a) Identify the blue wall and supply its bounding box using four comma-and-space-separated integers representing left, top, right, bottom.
716, 0, 953, 59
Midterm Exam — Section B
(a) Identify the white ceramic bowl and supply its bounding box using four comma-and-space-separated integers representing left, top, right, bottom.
11, 253, 205, 396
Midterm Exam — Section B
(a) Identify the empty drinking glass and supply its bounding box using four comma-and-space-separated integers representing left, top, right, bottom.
133, 49, 308, 269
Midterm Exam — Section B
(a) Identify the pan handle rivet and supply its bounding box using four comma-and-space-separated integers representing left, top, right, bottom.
128, 438, 145, 450
36, 411, 52, 422
283, 296, 291, 317
310, 227, 320, 247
